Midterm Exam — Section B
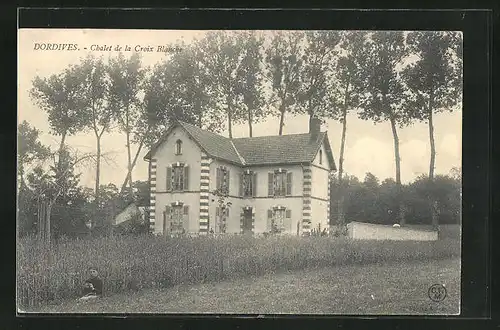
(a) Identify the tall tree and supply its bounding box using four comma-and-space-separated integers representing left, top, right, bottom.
17, 121, 51, 236
108, 52, 146, 198
141, 42, 221, 140
169, 40, 218, 130
26, 148, 96, 241
264, 31, 306, 135
17, 121, 51, 190
196, 31, 249, 138
77, 55, 113, 211
140, 65, 176, 146
450, 31, 463, 75
237, 31, 266, 137
330, 31, 368, 229
402, 31, 462, 228
30, 65, 86, 171
355, 31, 410, 225
296, 31, 342, 122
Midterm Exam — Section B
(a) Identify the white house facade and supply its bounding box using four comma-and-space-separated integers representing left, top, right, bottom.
144, 118, 336, 237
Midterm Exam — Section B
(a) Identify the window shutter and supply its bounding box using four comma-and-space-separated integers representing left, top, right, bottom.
183, 205, 189, 231
215, 206, 220, 233
162, 210, 167, 235
226, 169, 230, 194
286, 172, 293, 195
239, 173, 243, 196
165, 206, 172, 234
268, 173, 274, 196
166, 167, 172, 191
252, 172, 257, 197
267, 209, 273, 231
183, 166, 189, 191
285, 209, 292, 233
216, 167, 221, 190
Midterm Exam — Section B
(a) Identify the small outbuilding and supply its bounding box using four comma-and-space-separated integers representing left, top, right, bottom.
114, 203, 146, 226
346, 221, 438, 241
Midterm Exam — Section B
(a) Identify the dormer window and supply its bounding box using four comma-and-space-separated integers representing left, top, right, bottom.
319, 149, 323, 165
175, 139, 182, 155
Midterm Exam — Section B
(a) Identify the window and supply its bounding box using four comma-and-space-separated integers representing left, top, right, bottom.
319, 149, 323, 165
240, 170, 256, 197
267, 207, 292, 234
216, 166, 230, 195
175, 140, 182, 155
166, 163, 189, 192
173, 166, 184, 190
268, 169, 292, 196
275, 172, 286, 196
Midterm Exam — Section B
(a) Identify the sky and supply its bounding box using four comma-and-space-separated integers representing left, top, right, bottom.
18, 29, 462, 188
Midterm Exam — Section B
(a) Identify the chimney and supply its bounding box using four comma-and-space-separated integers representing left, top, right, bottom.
309, 116, 322, 141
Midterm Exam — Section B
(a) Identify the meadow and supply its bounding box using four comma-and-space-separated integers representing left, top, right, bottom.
34, 258, 461, 314
17, 234, 461, 310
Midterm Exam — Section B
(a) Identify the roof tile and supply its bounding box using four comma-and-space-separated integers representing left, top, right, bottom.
146, 121, 335, 169
232, 132, 327, 166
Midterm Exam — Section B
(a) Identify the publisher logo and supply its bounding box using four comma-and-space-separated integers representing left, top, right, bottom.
428, 284, 447, 302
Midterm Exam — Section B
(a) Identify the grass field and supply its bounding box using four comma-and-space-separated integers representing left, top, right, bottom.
29, 258, 460, 315
17, 234, 460, 310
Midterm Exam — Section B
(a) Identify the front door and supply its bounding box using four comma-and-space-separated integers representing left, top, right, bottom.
170, 205, 185, 235
242, 208, 253, 235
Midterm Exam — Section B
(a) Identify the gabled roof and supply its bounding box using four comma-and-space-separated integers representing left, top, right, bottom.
179, 121, 244, 164
144, 121, 243, 165
232, 132, 335, 169
144, 121, 336, 170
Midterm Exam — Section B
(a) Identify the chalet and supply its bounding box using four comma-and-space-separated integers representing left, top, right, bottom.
143, 118, 336, 236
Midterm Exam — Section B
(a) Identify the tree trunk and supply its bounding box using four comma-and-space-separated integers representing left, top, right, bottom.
428, 94, 438, 228
120, 139, 144, 196
278, 104, 285, 136
126, 130, 133, 198
428, 109, 436, 181
59, 131, 67, 156
227, 103, 233, 139
337, 196, 345, 229
389, 116, 405, 225
337, 82, 350, 229
248, 109, 253, 137
389, 117, 402, 186
337, 109, 348, 229
57, 131, 67, 173
46, 200, 52, 247
198, 111, 203, 128
94, 134, 102, 228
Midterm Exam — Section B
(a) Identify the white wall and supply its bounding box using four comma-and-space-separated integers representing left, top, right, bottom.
347, 221, 438, 241
311, 142, 331, 233
312, 140, 332, 171
310, 198, 329, 233
151, 126, 202, 234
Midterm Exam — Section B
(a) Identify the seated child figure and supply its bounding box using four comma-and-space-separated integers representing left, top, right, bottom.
79, 267, 103, 301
